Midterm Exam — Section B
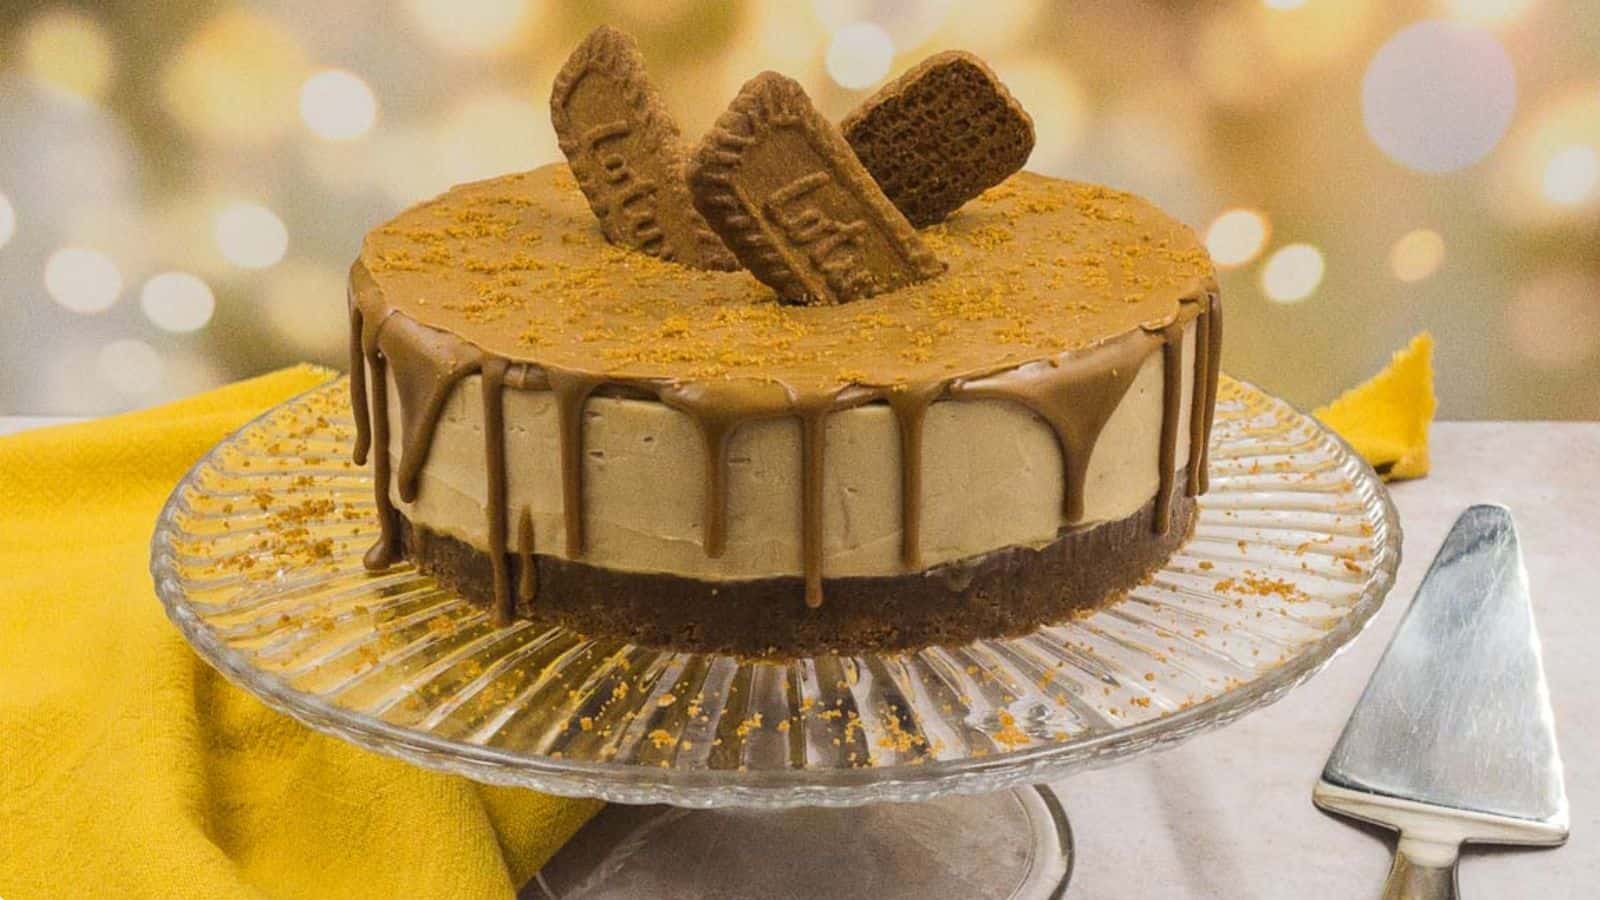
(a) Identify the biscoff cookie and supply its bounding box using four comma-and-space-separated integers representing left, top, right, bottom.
688, 71, 943, 305
550, 26, 737, 270
842, 51, 1035, 227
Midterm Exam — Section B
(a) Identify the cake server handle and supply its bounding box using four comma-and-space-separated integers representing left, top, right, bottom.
1380, 833, 1459, 900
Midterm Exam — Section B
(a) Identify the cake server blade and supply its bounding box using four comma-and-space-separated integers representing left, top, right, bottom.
1315, 504, 1567, 898
1322, 503, 1565, 820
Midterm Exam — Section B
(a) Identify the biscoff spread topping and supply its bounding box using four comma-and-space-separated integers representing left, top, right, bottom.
361, 165, 1213, 391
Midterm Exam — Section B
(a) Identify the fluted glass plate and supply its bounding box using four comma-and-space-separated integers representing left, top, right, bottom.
152, 376, 1399, 808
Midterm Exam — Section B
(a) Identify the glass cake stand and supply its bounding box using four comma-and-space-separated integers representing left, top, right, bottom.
151, 376, 1400, 898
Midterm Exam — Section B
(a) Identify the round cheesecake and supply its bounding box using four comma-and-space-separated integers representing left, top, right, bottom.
349, 163, 1220, 655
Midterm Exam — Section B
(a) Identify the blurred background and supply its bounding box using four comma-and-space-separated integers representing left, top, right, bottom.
0, 0, 1596, 418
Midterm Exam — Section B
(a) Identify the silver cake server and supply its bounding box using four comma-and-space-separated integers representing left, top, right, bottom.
1314, 504, 1568, 900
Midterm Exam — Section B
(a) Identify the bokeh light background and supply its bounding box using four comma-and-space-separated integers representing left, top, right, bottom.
1, 0, 1597, 417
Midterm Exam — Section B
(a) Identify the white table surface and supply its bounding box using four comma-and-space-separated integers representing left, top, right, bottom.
4, 417, 1594, 896
1051, 422, 1598, 898
0, 417, 74, 435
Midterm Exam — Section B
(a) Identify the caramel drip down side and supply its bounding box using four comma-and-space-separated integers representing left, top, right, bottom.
1155, 323, 1183, 535
550, 371, 604, 557
353, 272, 405, 570
797, 403, 830, 609
656, 378, 798, 560
887, 385, 941, 569
362, 351, 401, 570
517, 508, 538, 607
481, 358, 513, 624
1187, 301, 1212, 498
696, 419, 734, 558
352, 261, 487, 573
950, 334, 1157, 524
381, 314, 486, 504
796, 386, 881, 606
1199, 293, 1223, 494
348, 299, 371, 466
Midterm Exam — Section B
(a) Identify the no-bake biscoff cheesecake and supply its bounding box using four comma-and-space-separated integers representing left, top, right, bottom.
348, 29, 1221, 656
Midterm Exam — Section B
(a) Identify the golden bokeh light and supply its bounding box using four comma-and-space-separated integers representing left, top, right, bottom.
1205, 209, 1271, 269
41, 342, 120, 415
939, 0, 1041, 53
990, 57, 1088, 164
44, 248, 123, 314
1260, 0, 1374, 70
58, 205, 151, 281
261, 261, 348, 360
812, 0, 950, 55
1490, 86, 1600, 222
887, 0, 951, 53
1445, 0, 1538, 25
755, 4, 827, 69
826, 22, 896, 90
160, 350, 226, 401
21, 9, 114, 102
213, 203, 289, 269
163, 11, 309, 144
1540, 145, 1598, 206
1261, 243, 1325, 304
708, 7, 825, 121
1362, 21, 1516, 174
140, 272, 216, 333
810, 0, 866, 31
300, 69, 378, 142
609, 0, 706, 31
144, 197, 237, 280
0, 192, 15, 249
364, 128, 456, 207
405, 0, 534, 55
96, 338, 165, 398
1, 2, 1596, 419
1507, 271, 1600, 371
438, 92, 559, 187
1389, 229, 1446, 283
1194, 10, 1285, 110
1099, 80, 1210, 193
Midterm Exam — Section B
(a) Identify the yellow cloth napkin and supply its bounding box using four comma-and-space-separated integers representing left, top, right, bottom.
0, 365, 599, 900
1315, 332, 1436, 481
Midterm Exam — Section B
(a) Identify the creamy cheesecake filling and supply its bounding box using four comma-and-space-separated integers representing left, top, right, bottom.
377, 323, 1197, 581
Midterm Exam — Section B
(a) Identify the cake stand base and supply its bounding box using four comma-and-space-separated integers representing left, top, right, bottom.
528, 786, 1073, 899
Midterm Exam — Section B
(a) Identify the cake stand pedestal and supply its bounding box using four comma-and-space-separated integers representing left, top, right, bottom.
151, 377, 1399, 899
530, 786, 1071, 899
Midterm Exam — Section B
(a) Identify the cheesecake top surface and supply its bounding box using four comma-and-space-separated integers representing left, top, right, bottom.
358, 163, 1214, 392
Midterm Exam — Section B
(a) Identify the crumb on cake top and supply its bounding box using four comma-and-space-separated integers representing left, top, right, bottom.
359, 164, 1215, 390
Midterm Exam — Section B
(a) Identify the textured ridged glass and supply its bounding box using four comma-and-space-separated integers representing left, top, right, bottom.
152, 377, 1399, 808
